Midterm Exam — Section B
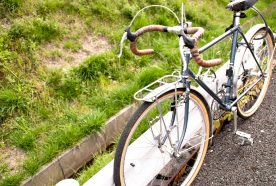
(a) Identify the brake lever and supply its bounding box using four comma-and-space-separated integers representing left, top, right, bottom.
118, 32, 128, 58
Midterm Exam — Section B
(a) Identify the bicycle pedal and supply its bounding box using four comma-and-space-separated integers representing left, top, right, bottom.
235, 131, 253, 146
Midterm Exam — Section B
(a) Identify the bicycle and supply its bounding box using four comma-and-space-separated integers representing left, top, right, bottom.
114, 0, 275, 185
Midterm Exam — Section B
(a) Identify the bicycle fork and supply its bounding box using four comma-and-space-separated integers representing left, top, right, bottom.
173, 47, 192, 157
159, 78, 191, 158
173, 50, 192, 157
175, 79, 191, 157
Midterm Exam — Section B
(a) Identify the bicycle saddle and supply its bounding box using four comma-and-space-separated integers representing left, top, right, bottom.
226, 0, 258, 11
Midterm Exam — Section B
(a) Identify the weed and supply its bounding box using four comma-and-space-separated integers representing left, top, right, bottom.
0, 88, 27, 121
122, 4, 139, 19
37, 0, 66, 16
65, 55, 74, 62
0, 0, 23, 18
56, 75, 84, 99
79, 110, 106, 135
8, 18, 61, 43
0, 162, 9, 174
75, 52, 112, 81
76, 150, 115, 185
50, 49, 63, 59
0, 171, 24, 186
0, 140, 6, 149
46, 68, 63, 87
9, 117, 38, 151
22, 154, 41, 176
64, 40, 82, 52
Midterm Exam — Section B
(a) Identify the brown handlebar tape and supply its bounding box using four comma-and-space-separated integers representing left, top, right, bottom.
187, 27, 221, 68
130, 25, 165, 56
130, 25, 222, 68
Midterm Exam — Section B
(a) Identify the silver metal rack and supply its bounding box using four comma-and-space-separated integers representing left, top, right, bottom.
134, 71, 185, 102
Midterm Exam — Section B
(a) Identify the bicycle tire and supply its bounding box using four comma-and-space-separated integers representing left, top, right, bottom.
114, 89, 212, 186
237, 28, 274, 118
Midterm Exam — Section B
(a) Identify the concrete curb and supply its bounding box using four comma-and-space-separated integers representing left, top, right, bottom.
21, 103, 139, 186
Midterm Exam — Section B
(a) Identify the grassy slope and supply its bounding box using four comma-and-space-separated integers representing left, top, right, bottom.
0, 0, 275, 185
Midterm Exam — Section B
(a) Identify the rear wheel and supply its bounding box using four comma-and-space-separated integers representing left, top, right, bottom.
114, 89, 211, 186
237, 29, 274, 118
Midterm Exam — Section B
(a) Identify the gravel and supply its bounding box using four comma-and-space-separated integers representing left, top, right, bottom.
191, 50, 276, 185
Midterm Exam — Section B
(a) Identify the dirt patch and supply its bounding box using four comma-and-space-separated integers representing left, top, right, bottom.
0, 18, 11, 31
1, 146, 25, 175
44, 36, 112, 69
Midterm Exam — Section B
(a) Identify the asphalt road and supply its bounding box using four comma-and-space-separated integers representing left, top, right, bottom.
191, 52, 276, 185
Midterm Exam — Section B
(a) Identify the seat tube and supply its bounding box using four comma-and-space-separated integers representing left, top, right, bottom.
225, 12, 240, 106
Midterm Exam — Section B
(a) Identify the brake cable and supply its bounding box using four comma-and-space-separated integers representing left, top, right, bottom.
129, 5, 180, 27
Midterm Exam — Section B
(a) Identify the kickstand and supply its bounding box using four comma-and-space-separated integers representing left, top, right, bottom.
232, 107, 254, 146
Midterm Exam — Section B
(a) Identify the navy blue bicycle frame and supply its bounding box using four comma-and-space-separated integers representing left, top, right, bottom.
185, 25, 264, 111
172, 24, 265, 152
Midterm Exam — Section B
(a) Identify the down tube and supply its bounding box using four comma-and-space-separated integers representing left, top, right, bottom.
188, 69, 227, 110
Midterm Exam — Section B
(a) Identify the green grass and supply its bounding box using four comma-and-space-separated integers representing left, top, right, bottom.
0, 88, 28, 121
49, 49, 63, 59
0, 0, 275, 185
0, 163, 9, 175
76, 150, 115, 185
0, 0, 23, 18
8, 17, 62, 43
64, 39, 82, 52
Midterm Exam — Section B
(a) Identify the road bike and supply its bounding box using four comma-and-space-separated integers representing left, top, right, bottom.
114, 0, 275, 185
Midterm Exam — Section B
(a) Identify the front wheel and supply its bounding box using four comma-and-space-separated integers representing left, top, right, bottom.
114, 89, 212, 186
237, 28, 274, 118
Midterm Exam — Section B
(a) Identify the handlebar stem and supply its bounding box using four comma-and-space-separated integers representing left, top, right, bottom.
179, 36, 189, 75
167, 26, 183, 34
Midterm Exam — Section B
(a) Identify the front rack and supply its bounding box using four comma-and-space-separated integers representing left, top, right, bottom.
134, 71, 185, 102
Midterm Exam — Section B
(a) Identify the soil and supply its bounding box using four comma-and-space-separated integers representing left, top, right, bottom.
191, 49, 276, 185
45, 35, 111, 69
1, 146, 25, 175
0, 18, 11, 31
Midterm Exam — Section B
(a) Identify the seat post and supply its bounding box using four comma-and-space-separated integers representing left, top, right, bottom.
233, 11, 241, 26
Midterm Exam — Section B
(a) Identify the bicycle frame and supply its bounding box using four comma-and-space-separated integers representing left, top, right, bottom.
177, 11, 265, 152
124, 8, 269, 156
182, 16, 263, 111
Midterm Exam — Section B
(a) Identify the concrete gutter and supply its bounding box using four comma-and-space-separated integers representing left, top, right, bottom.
20, 103, 139, 186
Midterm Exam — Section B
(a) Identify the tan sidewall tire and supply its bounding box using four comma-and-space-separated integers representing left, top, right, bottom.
117, 90, 210, 186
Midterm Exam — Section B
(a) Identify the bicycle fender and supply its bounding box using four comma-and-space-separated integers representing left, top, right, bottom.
143, 83, 206, 104
143, 82, 185, 102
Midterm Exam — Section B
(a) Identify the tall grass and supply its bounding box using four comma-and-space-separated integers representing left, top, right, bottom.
8, 18, 62, 43
0, 88, 27, 121
0, 0, 23, 18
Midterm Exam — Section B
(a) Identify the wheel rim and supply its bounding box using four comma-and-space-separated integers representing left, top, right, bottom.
237, 30, 273, 116
120, 92, 209, 186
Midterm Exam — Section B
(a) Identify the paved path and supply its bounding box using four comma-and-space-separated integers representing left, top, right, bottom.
192, 51, 276, 186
